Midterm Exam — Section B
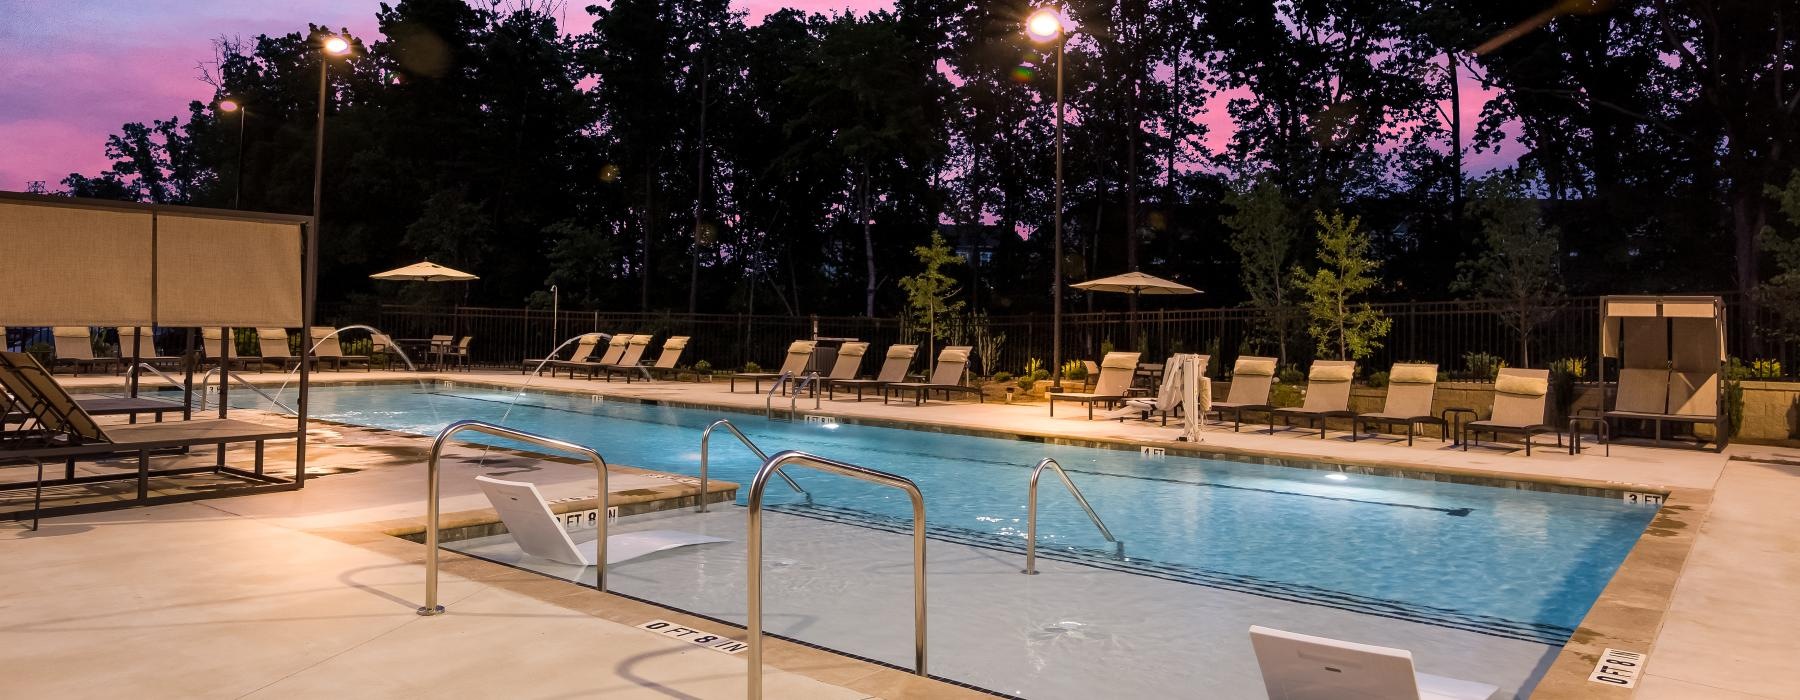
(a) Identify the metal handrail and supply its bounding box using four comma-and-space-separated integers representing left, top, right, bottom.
747, 450, 926, 699
418, 420, 610, 616
788, 371, 822, 417
196, 368, 296, 414
697, 419, 809, 512
124, 362, 187, 393
1022, 457, 1123, 574
763, 370, 792, 419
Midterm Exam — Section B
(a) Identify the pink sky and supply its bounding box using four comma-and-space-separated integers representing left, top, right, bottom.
0, 1, 1514, 192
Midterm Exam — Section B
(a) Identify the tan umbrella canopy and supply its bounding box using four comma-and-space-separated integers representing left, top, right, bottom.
369, 261, 479, 282
1072, 271, 1200, 296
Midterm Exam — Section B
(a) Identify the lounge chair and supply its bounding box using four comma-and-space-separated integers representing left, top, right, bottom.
474, 475, 727, 566
1272, 360, 1357, 438
636, 336, 690, 382
556, 334, 629, 378
200, 328, 256, 371
1203, 356, 1278, 431
730, 340, 816, 393
254, 328, 310, 371
1122, 354, 1209, 425
369, 332, 410, 370
0, 360, 184, 427
1081, 359, 1101, 391
1463, 368, 1554, 456
592, 334, 652, 381
309, 327, 372, 371
115, 327, 183, 370
1048, 352, 1144, 419
883, 346, 983, 405
828, 344, 917, 401
1600, 295, 1727, 450
1248, 626, 1499, 700
50, 327, 119, 376
808, 341, 869, 391
1352, 363, 1448, 445
523, 333, 599, 375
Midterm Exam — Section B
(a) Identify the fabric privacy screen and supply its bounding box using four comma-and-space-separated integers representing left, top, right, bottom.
0, 194, 306, 327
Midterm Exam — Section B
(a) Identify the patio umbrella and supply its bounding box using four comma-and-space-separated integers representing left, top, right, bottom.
1073, 271, 1201, 345
369, 261, 479, 282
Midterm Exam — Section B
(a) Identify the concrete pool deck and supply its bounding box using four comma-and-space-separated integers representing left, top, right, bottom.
5, 369, 1795, 698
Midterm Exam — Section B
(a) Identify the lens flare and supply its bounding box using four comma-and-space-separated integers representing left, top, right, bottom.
1011, 65, 1036, 82
1026, 10, 1063, 41
323, 36, 350, 55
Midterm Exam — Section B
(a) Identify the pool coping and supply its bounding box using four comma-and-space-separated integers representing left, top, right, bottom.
229, 376, 1706, 698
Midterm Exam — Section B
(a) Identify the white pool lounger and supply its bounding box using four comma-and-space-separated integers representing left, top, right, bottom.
476, 476, 728, 566
1249, 626, 1500, 700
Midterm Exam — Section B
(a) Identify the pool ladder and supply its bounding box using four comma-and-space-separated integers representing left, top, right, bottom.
763, 370, 821, 421
1022, 457, 1123, 574
746, 450, 927, 700
698, 419, 811, 511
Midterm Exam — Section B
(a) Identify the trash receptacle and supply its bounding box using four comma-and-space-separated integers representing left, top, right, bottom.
810, 337, 857, 376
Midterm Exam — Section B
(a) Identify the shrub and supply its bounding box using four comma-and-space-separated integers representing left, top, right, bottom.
1750, 358, 1783, 380
1366, 370, 1389, 388
991, 371, 1014, 383
1061, 359, 1087, 381
1277, 365, 1305, 385
1099, 339, 1115, 356
1462, 351, 1507, 381
1549, 357, 1587, 421
742, 361, 761, 373
694, 360, 712, 372
1270, 383, 1304, 408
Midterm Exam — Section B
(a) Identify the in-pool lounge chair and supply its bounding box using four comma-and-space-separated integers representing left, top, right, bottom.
730, 340, 816, 393
1203, 356, 1278, 431
200, 328, 256, 371
1463, 368, 1554, 456
1249, 626, 1499, 700
50, 327, 119, 376
591, 334, 652, 381
635, 336, 690, 381
828, 344, 917, 401
254, 328, 309, 371
309, 327, 371, 371
884, 346, 982, 405
1352, 363, 1447, 445
523, 333, 599, 375
1272, 360, 1357, 438
115, 327, 184, 370
556, 334, 629, 378
1048, 352, 1144, 419
474, 475, 727, 566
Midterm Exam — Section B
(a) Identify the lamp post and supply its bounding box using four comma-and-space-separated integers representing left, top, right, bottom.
1026, 8, 1071, 392
313, 35, 350, 230
218, 99, 246, 209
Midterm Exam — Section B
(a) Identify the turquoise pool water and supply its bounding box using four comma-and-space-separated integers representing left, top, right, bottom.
250, 383, 1656, 645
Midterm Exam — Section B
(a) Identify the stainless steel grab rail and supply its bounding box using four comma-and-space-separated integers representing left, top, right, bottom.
788, 371, 822, 417
1022, 457, 1122, 574
196, 368, 296, 414
763, 371, 792, 419
747, 451, 926, 699
697, 419, 809, 512
124, 362, 187, 392
419, 420, 610, 616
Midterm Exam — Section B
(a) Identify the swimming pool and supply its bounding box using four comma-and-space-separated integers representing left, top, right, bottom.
248, 383, 1658, 696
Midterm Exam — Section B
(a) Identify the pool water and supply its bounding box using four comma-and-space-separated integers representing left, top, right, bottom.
255, 383, 1655, 647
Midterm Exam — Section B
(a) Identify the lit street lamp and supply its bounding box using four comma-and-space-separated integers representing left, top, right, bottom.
218, 98, 246, 209
310, 33, 351, 310
1026, 8, 1073, 392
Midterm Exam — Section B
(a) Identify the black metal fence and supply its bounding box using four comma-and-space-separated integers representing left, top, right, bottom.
306, 294, 1784, 378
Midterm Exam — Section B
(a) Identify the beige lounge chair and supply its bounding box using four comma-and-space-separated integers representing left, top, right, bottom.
1204, 356, 1278, 431
442, 336, 473, 371
593, 334, 653, 381
828, 344, 917, 401
1273, 360, 1357, 438
201, 328, 256, 371
50, 327, 118, 376
1463, 368, 1554, 456
523, 333, 599, 375
115, 327, 184, 370
730, 340, 816, 393
370, 332, 410, 370
557, 333, 630, 378
884, 346, 982, 405
309, 327, 371, 371
634, 336, 691, 382
1048, 352, 1143, 419
1352, 363, 1447, 445
254, 328, 308, 371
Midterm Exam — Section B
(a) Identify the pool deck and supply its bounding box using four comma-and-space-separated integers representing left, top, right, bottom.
6, 369, 1796, 698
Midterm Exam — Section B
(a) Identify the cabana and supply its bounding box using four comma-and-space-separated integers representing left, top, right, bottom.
0, 191, 315, 521
1599, 295, 1726, 452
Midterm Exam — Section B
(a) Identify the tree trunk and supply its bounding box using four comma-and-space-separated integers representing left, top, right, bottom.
641, 164, 653, 311
862, 165, 877, 318
689, 49, 708, 314
1448, 53, 1464, 221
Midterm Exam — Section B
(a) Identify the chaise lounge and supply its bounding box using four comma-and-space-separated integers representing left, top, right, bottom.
1048, 351, 1143, 419
883, 346, 982, 405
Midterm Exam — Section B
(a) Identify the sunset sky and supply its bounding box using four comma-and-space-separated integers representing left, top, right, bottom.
0, 1, 1514, 191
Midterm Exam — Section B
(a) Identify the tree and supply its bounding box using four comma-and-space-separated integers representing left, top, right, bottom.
1223, 180, 1302, 362
1294, 210, 1391, 361
1454, 171, 1564, 366
1758, 170, 1800, 342
897, 231, 965, 363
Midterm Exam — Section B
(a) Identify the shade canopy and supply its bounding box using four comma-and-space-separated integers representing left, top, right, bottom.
370, 261, 478, 282
1071, 271, 1200, 296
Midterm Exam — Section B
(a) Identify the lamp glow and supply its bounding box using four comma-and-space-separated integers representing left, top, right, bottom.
323, 36, 350, 55
218, 99, 239, 113
1025, 9, 1063, 42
